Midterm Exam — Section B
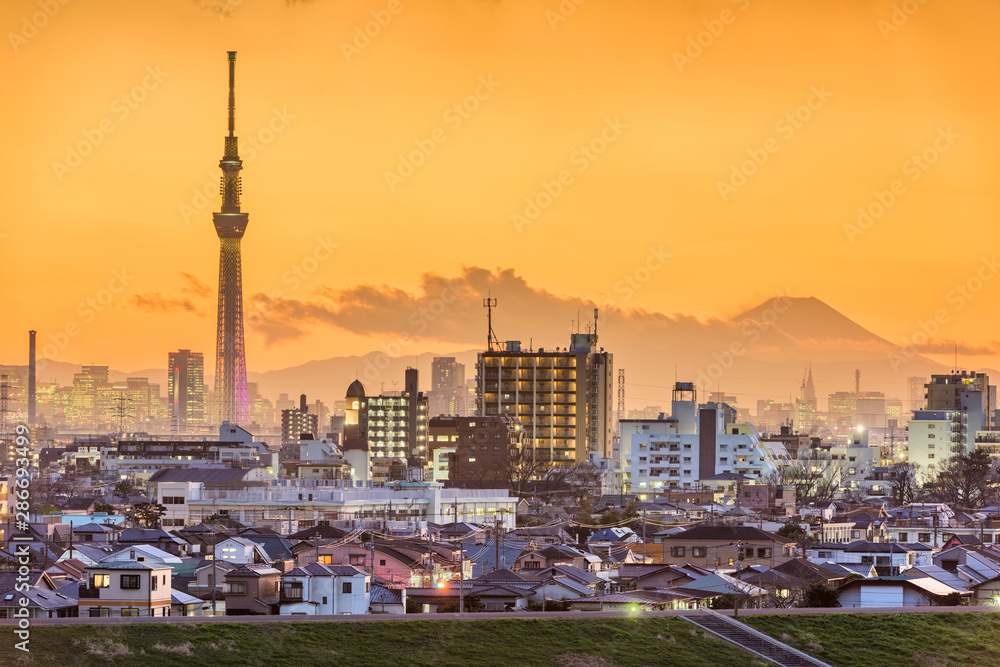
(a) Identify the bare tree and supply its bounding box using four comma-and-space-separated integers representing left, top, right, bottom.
924, 451, 998, 509
888, 462, 920, 506
765, 455, 838, 503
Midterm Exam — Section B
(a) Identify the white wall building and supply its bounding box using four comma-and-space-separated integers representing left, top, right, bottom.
279, 563, 370, 615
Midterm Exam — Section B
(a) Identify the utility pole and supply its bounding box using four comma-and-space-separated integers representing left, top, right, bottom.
494, 516, 500, 572
459, 545, 465, 614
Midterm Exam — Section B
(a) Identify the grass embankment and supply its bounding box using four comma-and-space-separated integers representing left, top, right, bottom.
744, 612, 1000, 667
5, 612, 1000, 667
3, 617, 763, 667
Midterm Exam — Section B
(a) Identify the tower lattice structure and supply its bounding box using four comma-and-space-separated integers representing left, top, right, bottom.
212, 51, 250, 425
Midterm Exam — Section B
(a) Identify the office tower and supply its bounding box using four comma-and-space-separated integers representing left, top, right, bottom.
429, 357, 466, 417
907, 376, 927, 415
212, 51, 250, 426
69, 365, 112, 427
168, 350, 206, 432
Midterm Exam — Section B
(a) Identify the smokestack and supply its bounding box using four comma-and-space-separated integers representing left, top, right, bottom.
28, 330, 36, 425
300, 394, 307, 412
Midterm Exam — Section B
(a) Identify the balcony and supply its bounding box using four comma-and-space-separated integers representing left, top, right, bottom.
280, 587, 304, 603
79, 585, 101, 599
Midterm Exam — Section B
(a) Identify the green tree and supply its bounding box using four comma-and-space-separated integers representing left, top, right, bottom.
621, 499, 639, 523
127, 502, 167, 529
576, 497, 596, 525
93, 502, 116, 515
802, 581, 841, 608
598, 509, 620, 525
113, 478, 137, 501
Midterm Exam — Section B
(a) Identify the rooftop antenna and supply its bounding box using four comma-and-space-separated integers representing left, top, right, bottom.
593, 308, 599, 346
483, 294, 499, 352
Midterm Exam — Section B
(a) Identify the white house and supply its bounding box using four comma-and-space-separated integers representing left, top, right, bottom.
216, 536, 272, 565
279, 563, 370, 615
837, 575, 970, 607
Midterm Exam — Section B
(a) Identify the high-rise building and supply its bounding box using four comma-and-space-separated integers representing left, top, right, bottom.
476, 330, 613, 465
69, 365, 113, 427
342, 371, 429, 480
429, 357, 466, 417
126, 377, 157, 429
168, 350, 206, 432
212, 51, 250, 426
908, 371, 995, 472
794, 367, 818, 435
907, 376, 927, 415
281, 394, 319, 456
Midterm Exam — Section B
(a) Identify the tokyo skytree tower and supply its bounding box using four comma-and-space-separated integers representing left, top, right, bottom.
212, 51, 249, 425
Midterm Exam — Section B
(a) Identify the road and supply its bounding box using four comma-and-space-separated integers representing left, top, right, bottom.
1, 605, 994, 626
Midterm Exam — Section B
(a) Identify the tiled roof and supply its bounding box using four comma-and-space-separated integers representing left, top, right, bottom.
662, 525, 789, 543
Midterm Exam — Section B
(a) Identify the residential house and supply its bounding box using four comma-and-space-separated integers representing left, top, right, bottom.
279, 563, 371, 615
659, 525, 796, 569
118, 528, 189, 556
808, 541, 928, 576
837, 575, 971, 607
932, 545, 1000, 585
216, 536, 272, 565
71, 522, 119, 544
0, 571, 78, 619
223, 564, 282, 615
79, 561, 172, 617
616, 563, 696, 590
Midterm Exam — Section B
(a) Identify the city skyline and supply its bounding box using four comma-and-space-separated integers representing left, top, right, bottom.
1, 0, 998, 386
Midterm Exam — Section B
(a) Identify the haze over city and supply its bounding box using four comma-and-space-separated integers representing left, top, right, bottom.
1, 0, 998, 412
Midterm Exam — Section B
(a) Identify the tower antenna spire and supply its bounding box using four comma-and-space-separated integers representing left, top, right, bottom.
227, 51, 236, 139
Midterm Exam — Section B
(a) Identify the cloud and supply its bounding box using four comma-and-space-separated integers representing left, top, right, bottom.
130, 293, 202, 314
180, 272, 213, 298
130, 272, 212, 316
910, 341, 1000, 356
245, 266, 770, 348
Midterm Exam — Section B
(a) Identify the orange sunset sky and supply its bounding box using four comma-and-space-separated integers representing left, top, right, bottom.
1, 0, 998, 379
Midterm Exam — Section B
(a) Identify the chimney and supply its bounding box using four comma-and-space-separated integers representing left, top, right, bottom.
28, 330, 36, 425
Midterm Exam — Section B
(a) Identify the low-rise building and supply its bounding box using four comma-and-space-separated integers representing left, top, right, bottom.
279, 563, 370, 615
78, 561, 172, 617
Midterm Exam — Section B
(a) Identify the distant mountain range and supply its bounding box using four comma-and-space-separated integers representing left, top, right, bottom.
25, 297, 981, 412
